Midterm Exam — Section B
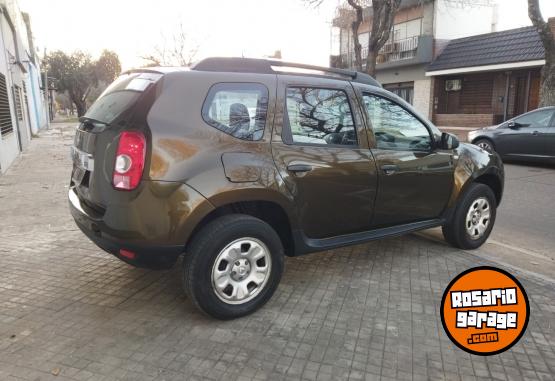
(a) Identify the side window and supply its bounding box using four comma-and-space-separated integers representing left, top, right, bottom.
285, 87, 357, 146
202, 83, 269, 141
513, 109, 554, 127
363, 94, 432, 151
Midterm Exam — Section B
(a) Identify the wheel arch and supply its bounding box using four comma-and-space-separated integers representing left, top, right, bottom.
446, 144, 504, 215
186, 198, 296, 257
449, 167, 503, 215
474, 173, 503, 206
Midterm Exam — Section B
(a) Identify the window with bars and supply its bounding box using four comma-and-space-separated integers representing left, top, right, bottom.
14, 85, 23, 121
0, 73, 13, 136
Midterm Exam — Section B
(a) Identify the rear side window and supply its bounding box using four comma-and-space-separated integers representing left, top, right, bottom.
285, 87, 357, 146
202, 83, 269, 141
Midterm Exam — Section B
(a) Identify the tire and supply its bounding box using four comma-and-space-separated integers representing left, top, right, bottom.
474, 138, 494, 153
442, 183, 496, 250
183, 214, 284, 320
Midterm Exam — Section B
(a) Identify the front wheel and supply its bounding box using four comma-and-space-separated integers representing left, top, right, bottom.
474, 139, 494, 153
442, 183, 497, 250
183, 214, 284, 320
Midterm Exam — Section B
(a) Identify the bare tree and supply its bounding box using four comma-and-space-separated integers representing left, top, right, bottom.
347, 0, 365, 71
311, 0, 497, 76
307, 0, 401, 75
528, 0, 555, 107
142, 22, 199, 67
366, 0, 402, 76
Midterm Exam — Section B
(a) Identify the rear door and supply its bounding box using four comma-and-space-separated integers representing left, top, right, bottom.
271, 75, 378, 239
356, 87, 454, 227
495, 108, 555, 158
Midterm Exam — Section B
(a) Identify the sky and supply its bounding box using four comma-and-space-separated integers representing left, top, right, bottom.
18, 0, 555, 71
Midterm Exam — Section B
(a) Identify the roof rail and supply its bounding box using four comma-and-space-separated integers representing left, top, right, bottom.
122, 67, 189, 75
191, 57, 381, 87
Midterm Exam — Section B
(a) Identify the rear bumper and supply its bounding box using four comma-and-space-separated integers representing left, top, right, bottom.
69, 182, 214, 269
72, 216, 182, 269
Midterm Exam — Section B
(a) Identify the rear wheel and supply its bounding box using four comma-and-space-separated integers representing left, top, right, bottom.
474, 139, 494, 153
183, 214, 284, 320
442, 183, 496, 250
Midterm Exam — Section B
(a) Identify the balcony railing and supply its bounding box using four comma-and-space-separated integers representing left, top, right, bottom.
338, 35, 420, 68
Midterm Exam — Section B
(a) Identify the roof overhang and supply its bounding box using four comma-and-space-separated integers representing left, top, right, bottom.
425, 60, 545, 76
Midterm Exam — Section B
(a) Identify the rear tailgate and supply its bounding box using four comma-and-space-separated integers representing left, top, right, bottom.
70, 72, 163, 210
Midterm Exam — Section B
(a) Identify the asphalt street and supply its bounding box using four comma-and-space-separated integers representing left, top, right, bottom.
424, 161, 555, 283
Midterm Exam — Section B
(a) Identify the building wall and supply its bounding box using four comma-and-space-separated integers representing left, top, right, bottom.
413, 78, 433, 119
432, 68, 542, 127
374, 63, 428, 84
0, 0, 46, 173
0, 10, 30, 150
433, 0, 495, 40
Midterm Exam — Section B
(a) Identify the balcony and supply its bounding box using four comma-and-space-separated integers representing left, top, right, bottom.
335, 35, 433, 70
376, 36, 419, 63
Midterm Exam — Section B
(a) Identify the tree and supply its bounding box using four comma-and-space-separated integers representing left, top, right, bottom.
44, 50, 122, 116
141, 22, 199, 67
365, 0, 402, 75
95, 50, 121, 84
311, 0, 493, 76
528, 0, 555, 106
307, 0, 401, 75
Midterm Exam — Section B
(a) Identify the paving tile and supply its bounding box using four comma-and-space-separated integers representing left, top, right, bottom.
0, 123, 554, 380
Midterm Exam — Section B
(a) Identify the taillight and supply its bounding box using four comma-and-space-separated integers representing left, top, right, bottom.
113, 131, 146, 190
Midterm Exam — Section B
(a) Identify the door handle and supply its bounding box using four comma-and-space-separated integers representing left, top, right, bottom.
381, 164, 399, 175
287, 164, 313, 173
532, 130, 540, 136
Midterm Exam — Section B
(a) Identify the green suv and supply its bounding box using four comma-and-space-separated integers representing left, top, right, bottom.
69, 58, 504, 319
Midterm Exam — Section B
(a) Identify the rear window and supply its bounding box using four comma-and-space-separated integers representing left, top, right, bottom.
85, 72, 162, 124
201, 83, 269, 141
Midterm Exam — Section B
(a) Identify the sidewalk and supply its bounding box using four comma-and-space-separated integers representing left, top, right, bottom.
0, 123, 554, 381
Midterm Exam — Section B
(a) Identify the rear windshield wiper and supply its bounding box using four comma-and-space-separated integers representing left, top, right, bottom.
79, 116, 109, 126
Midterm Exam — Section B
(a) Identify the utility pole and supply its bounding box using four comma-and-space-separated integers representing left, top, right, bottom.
43, 48, 50, 128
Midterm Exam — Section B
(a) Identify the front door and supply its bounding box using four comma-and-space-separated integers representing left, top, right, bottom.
495, 108, 555, 158
359, 91, 454, 227
271, 76, 378, 239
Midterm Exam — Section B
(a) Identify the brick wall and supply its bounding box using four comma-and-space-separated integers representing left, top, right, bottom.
434, 114, 495, 128
549, 17, 555, 36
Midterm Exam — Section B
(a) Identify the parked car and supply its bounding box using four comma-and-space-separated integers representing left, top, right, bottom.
468, 107, 555, 162
69, 58, 504, 319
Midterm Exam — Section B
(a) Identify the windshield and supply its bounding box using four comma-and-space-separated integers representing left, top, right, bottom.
84, 72, 162, 124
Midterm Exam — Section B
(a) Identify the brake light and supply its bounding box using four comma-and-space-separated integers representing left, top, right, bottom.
113, 131, 146, 190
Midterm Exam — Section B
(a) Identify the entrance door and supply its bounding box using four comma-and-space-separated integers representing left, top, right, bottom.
271, 76, 378, 239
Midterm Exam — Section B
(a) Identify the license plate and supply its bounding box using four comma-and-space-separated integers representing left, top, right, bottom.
71, 146, 94, 172
72, 166, 86, 184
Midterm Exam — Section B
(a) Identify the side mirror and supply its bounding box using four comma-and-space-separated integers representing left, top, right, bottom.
440, 132, 459, 150
507, 121, 519, 129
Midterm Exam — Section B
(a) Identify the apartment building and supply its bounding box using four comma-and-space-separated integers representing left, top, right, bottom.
330, 0, 497, 119
0, 0, 47, 173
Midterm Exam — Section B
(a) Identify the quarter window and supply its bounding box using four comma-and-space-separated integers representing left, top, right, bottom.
285, 87, 357, 146
363, 94, 432, 151
202, 83, 269, 141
